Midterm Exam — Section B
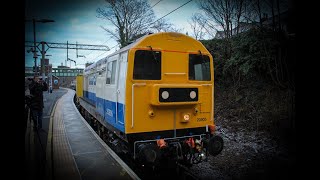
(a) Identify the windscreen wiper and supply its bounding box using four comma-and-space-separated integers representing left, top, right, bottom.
198, 50, 205, 63
147, 45, 158, 63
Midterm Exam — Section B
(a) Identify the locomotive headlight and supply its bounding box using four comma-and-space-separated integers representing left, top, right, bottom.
183, 114, 190, 121
181, 113, 191, 122
190, 91, 197, 99
161, 91, 169, 100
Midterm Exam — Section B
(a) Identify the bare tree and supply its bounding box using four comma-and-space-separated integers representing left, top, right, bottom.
264, 0, 289, 31
240, 0, 266, 27
189, 13, 219, 39
169, 27, 184, 33
97, 0, 155, 48
150, 18, 175, 33
242, 0, 289, 30
235, 0, 264, 27
189, 14, 205, 40
195, 0, 268, 39
256, 0, 263, 27
195, 0, 290, 38
196, 0, 242, 39
197, 0, 228, 39
195, 0, 247, 61
234, 0, 245, 34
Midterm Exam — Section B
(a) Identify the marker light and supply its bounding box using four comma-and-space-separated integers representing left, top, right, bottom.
161, 91, 169, 99
190, 91, 196, 99
183, 114, 190, 121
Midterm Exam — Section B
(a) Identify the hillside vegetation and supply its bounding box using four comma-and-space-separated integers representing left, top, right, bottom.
203, 27, 295, 142
193, 27, 296, 179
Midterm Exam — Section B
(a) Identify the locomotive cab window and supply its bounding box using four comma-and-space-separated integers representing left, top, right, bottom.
133, 50, 161, 80
189, 54, 211, 81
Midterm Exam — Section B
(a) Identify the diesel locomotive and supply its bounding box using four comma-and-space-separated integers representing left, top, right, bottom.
75, 32, 223, 168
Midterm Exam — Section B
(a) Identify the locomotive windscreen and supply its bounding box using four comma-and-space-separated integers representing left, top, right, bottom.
133, 50, 161, 80
188, 54, 211, 81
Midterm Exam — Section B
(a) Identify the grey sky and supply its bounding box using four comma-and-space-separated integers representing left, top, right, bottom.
25, 0, 203, 69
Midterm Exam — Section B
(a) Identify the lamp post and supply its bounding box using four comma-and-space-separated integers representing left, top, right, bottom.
26, 18, 55, 77
33, 19, 37, 76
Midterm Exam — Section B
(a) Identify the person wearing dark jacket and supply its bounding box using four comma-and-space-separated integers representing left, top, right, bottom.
28, 76, 48, 130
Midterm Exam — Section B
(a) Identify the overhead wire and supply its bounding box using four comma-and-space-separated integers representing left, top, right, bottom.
90, 43, 119, 62
92, 51, 108, 61
91, 0, 194, 64
87, 0, 162, 63
85, 36, 113, 57
151, 0, 163, 8
149, 0, 193, 25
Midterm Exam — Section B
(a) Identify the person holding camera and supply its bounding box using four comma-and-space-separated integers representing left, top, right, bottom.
28, 76, 48, 130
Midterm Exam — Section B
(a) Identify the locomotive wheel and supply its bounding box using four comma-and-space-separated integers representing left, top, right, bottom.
208, 135, 224, 156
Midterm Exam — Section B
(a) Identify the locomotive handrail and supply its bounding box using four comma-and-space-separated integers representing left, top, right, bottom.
202, 84, 214, 122
132, 83, 146, 128
164, 73, 186, 75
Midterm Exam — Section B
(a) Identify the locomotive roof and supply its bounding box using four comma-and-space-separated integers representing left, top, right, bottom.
84, 32, 206, 73
84, 33, 149, 73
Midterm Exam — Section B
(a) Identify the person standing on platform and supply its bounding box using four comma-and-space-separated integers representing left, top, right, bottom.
28, 76, 48, 130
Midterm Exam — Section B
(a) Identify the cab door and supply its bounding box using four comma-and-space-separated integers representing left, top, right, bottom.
116, 52, 128, 126
104, 55, 118, 127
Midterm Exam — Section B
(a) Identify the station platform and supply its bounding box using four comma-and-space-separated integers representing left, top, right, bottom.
25, 88, 140, 180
